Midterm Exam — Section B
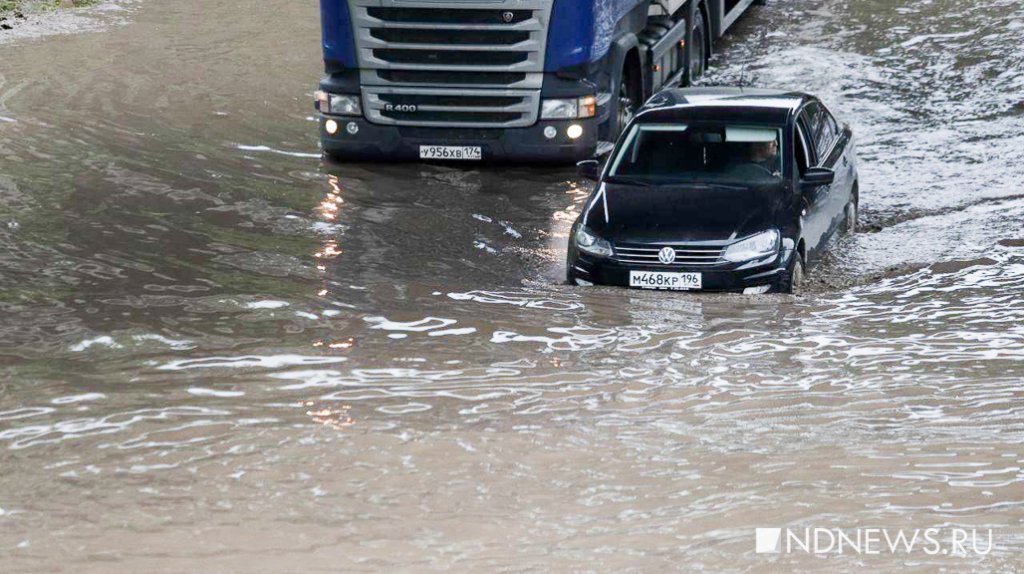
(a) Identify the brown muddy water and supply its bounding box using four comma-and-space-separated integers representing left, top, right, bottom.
1, 0, 1024, 572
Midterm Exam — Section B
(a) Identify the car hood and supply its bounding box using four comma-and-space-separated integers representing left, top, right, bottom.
584, 181, 787, 243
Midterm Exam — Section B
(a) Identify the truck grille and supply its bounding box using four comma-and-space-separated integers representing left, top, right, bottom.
350, 0, 552, 127
614, 244, 727, 268
375, 70, 529, 87
362, 86, 540, 129
369, 28, 530, 46
365, 7, 533, 25
366, 7, 532, 25
380, 93, 523, 107
372, 49, 528, 67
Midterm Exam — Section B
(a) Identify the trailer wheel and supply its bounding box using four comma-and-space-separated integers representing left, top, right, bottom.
687, 13, 707, 84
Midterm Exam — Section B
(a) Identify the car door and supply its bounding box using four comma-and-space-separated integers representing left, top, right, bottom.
814, 101, 853, 238
795, 105, 830, 262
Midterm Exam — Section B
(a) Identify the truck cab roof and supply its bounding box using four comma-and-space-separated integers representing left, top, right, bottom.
635, 87, 813, 125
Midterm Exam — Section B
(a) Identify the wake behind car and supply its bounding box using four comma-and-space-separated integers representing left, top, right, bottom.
567, 87, 859, 294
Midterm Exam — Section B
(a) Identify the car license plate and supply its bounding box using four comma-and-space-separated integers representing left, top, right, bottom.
419, 145, 482, 161
629, 271, 702, 290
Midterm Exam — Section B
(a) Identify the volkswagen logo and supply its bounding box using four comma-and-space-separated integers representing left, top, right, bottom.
502, 11, 515, 23
658, 247, 676, 264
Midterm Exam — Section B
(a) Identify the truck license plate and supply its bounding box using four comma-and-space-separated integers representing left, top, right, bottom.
629, 271, 702, 291
419, 145, 482, 161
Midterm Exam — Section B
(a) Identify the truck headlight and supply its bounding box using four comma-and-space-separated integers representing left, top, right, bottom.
723, 230, 780, 263
541, 96, 597, 120
575, 226, 613, 257
316, 91, 361, 116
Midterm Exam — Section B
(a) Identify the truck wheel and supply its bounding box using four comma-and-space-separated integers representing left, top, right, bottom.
778, 252, 805, 294
687, 13, 707, 84
610, 63, 639, 140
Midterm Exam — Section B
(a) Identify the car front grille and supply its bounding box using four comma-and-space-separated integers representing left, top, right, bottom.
350, 0, 552, 127
613, 244, 727, 268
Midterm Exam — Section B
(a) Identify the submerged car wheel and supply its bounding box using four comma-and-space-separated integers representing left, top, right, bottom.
842, 200, 858, 234
779, 254, 805, 294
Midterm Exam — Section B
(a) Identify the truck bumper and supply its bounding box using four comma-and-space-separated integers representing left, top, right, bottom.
319, 116, 598, 164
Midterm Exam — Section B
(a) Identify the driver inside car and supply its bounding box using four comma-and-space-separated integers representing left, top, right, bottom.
750, 140, 778, 168
728, 139, 780, 178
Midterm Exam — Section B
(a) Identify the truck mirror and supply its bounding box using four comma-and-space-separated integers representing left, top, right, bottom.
577, 159, 601, 181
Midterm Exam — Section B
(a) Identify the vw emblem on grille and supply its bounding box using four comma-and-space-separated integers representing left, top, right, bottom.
502, 11, 515, 23
658, 247, 676, 265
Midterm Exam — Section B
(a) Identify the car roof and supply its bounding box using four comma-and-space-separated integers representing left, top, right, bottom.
635, 87, 812, 124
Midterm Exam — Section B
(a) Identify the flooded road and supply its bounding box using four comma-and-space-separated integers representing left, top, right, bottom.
2, 0, 1024, 571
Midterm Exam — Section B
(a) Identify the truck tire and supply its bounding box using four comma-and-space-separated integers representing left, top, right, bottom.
686, 12, 707, 84
610, 61, 640, 141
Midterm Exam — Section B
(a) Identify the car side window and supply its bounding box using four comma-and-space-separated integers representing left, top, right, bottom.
795, 122, 812, 175
798, 105, 821, 165
818, 104, 840, 156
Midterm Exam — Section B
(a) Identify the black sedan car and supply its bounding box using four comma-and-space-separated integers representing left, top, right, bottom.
567, 87, 858, 294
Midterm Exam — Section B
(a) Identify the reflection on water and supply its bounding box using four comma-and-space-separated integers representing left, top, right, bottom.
2, 0, 1024, 571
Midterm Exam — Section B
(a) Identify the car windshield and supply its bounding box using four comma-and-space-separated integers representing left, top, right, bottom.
608, 123, 784, 185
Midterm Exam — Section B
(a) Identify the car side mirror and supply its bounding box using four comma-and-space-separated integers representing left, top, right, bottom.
800, 167, 835, 189
577, 159, 601, 182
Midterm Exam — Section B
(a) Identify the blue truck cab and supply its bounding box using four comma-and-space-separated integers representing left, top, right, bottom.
316, 0, 760, 162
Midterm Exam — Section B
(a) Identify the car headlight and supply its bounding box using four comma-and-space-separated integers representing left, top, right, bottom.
316, 91, 361, 116
575, 226, 613, 257
722, 230, 780, 262
541, 96, 597, 120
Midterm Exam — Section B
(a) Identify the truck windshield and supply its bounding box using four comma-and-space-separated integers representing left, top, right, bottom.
607, 124, 784, 185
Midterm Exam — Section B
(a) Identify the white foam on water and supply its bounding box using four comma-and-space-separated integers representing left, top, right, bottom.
70, 336, 123, 352
234, 144, 320, 159
245, 300, 289, 310
158, 355, 346, 371
51, 393, 106, 405
187, 388, 246, 398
